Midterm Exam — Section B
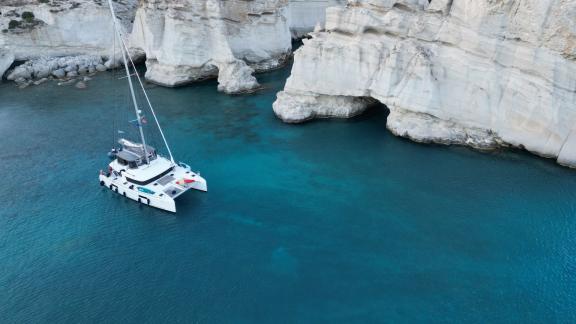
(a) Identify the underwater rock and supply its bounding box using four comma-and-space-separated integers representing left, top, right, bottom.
75, 80, 87, 89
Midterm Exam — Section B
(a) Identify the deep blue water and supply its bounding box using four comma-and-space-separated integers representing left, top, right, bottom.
1, 65, 576, 323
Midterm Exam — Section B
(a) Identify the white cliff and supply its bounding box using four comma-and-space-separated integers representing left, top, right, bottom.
0, 0, 137, 80
274, 0, 576, 167
130, 0, 292, 93
1, 0, 344, 93
0, 52, 15, 79
288, 0, 346, 38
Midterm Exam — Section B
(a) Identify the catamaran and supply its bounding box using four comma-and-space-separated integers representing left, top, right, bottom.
99, 0, 207, 212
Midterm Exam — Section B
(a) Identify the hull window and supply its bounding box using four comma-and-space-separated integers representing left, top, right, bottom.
126, 167, 173, 186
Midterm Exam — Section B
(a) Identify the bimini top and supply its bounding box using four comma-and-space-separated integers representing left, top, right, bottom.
116, 149, 141, 162
117, 138, 156, 163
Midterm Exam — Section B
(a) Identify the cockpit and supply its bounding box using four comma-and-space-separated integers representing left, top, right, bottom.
115, 139, 157, 168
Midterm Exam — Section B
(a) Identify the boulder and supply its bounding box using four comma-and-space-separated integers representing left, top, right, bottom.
95, 64, 107, 72
0, 52, 15, 79
78, 66, 88, 75
64, 64, 77, 72
52, 69, 66, 78
35, 67, 51, 79
216, 60, 260, 94
7, 66, 32, 81
33, 78, 48, 86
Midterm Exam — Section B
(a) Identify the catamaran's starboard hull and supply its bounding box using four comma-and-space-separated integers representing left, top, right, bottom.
99, 167, 207, 213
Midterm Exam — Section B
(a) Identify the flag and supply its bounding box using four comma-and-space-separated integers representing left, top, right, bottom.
129, 118, 141, 127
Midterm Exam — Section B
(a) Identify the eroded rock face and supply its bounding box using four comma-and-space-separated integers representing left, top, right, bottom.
288, 0, 346, 38
273, 90, 373, 122
130, 0, 292, 93
0, 52, 15, 79
0, 0, 137, 79
0, 1, 137, 57
0, 0, 344, 91
274, 0, 576, 167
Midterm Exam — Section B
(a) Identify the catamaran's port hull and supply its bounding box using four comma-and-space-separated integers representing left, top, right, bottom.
99, 173, 207, 213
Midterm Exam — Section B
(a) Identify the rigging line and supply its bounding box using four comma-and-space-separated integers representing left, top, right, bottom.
107, 0, 150, 165
117, 73, 138, 79
123, 47, 176, 164
111, 18, 170, 164
112, 17, 117, 147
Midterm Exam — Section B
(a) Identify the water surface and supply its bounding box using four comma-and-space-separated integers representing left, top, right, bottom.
0, 66, 575, 323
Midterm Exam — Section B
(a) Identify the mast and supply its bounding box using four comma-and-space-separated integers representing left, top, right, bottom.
124, 51, 176, 164
107, 0, 175, 165
107, 0, 149, 164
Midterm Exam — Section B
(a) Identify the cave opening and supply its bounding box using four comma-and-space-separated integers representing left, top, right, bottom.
356, 98, 390, 123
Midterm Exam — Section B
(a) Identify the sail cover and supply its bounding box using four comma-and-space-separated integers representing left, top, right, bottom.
118, 138, 155, 159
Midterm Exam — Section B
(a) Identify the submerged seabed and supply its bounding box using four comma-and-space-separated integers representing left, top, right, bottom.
0, 66, 575, 323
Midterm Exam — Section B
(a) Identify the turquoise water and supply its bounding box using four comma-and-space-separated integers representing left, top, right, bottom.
1, 65, 576, 323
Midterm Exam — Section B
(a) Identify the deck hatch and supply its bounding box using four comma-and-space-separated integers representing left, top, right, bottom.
158, 175, 175, 186
164, 186, 183, 198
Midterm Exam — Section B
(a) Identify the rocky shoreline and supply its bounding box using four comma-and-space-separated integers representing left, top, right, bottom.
273, 0, 576, 168
7, 55, 107, 86
1, 0, 336, 93
0, 0, 136, 83
3, 0, 576, 168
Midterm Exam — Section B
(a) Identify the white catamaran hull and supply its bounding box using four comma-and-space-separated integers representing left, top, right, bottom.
101, 0, 207, 213
99, 162, 207, 213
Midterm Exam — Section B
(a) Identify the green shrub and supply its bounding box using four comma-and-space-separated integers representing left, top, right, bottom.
8, 20, 20, 29
38, 0, 49, 3
22, 11, 35, 23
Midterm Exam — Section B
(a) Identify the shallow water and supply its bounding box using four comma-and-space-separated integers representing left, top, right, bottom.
1, 66, 575, 323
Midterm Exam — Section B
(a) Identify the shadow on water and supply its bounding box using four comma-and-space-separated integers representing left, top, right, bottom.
358, 102, 571, 176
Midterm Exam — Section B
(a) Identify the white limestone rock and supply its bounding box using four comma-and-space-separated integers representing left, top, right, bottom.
33, 77, 48, 86
6, 64, 31, 80
1, 0, 137, 60
1, 0, 343, 91
51, 68, 65, 78
274, 0, 576, 167
1, 0, 138, 85
216, 60, 260, 94
0, 52, 15, 79
95, 64, 107, 72
288, 0, 346, 39
386, 108, 505, 150
144, 59, 218, 87
130, 0, 292, 93
7, 55, 103, 82
273, 90, 372, 122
